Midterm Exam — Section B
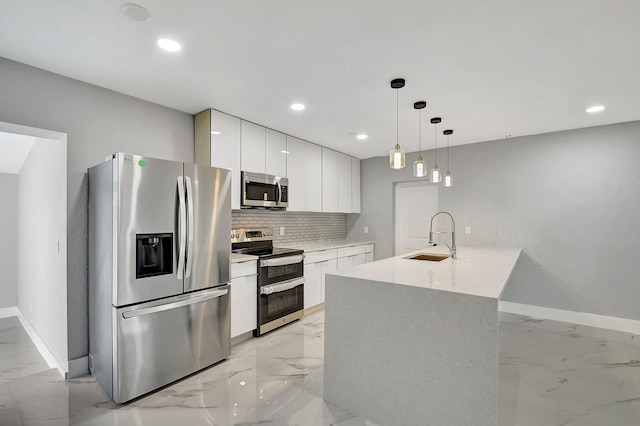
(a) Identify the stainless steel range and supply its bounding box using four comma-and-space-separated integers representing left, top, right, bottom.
231, 228, 304, 336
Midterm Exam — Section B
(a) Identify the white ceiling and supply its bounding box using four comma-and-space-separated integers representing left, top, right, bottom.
1, 0, 639, 159
0, 132, 36, 174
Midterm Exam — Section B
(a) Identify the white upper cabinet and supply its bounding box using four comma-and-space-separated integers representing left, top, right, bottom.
265, 129, 287, 177
286, 136, 306, 211
306, 143, 322, 212
351, 157, 361, 213
194, 109, 241, 210
241, 122, 287, 177
322, 148, 338, 212
241, 121, 266, 174
286, 136, 322, 212
196, 110, 360, 213
337, 152, 352, 213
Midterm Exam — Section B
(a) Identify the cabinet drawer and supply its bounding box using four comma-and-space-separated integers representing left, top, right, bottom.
365, 244, 374, 253
337, 245, 366, 257
304, 249, 337, 264
231, 260, 257, 279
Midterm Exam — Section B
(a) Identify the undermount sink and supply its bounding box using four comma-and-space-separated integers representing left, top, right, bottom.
406, 253, 451, 262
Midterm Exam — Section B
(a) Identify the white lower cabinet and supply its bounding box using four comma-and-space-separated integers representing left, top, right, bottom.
304, 249, 337, 309
303, 243, 376, 309
365, 243, 374, 263
230, 260, 257, 339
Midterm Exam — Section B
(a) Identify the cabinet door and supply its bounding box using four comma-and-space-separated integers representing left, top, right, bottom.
306, 143, 322, 212
241, 121, 266, 173
266, 129, 287, 177
337, 152, 352, 213
322, 148, 338, 212
365, 252, 374, 263
337, 255, 351, 270
353, 253, 366, 267
320, 258, 337, 303
210, 111, 241, 210
286, 136, 306, 211
230, 274, 257, 338
304, 262, 323, 309
351, 157, 361, 213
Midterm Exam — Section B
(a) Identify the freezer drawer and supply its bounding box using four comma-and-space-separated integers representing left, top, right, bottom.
113, 285, 230, 403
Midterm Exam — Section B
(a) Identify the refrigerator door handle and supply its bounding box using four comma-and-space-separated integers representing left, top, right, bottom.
176, 176, 187, 280
121, 288, 229, 319
184, 175, 194, 278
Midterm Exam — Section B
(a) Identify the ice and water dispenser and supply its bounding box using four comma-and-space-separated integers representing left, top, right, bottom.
136, 233, 173, 278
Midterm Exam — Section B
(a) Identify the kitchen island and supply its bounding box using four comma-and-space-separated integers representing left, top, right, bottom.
323, 245, 521, 426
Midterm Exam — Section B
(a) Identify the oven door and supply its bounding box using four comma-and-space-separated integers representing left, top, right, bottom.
258, 277, 304, 335
260, 254, 304, 286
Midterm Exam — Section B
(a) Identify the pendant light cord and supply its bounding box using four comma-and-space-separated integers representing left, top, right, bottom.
396, 89, 399, 147
446, 134, 450, 170
434, 123, 437, 164
418, 110, 422, 155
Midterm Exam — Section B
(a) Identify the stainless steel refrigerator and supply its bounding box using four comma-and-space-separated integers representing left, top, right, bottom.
88, 153, 232, 403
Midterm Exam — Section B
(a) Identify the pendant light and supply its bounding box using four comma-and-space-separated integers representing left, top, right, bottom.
413, 101, 427, 177
429, 117, 442, 183
389, 78, 406, 169
443, 129, 453, 187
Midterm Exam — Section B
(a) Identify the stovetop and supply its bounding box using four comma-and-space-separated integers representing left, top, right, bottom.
231, 228, 303, 259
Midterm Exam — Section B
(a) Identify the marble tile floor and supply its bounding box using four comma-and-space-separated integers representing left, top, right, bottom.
0, 316, 50, 386
1, 311, 639, 425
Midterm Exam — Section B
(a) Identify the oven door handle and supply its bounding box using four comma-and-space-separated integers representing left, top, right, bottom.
260, 254, 304, 267
260, 277, 304, 295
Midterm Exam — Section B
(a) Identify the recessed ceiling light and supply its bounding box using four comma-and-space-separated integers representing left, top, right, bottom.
586, 105, 605, 113
290, 103, 305, 111
356, 134, 368, 140
210, 130, 221, 135
280, 150, 290, 154
157, 38, 181, 52
121, 3, 150, 22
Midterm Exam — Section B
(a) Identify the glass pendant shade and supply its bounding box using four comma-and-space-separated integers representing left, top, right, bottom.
413, 155, 427, 177
444, 170, 453, 187
430, 164, 441, 183
390, 144, 405, 169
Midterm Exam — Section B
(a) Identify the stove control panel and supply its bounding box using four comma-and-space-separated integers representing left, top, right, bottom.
231, 228, 275, 243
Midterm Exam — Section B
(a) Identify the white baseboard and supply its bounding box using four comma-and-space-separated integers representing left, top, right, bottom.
67, 356, 88, 378
0, 306, 20, 319
3, 307, 68, 378
499, 301, 640, 335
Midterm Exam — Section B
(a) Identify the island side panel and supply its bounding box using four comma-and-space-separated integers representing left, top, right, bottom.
324, 273, 499, 426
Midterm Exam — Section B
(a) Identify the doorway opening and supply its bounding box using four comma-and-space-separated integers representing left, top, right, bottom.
0, 121, 68, 380
394, 181, 438, 256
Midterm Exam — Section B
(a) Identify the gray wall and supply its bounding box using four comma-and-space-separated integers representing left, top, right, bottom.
0, 173, 18, 308
349, 121, 640, 321
0, 57, 194, 362
17, 137, 67, 366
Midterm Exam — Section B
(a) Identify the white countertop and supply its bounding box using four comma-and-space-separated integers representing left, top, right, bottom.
278, 240, 375, 252
231, 253, 258, 263
328, 245, 521, 299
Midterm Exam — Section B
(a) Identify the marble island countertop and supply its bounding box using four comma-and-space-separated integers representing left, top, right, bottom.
330, 245, 521, 299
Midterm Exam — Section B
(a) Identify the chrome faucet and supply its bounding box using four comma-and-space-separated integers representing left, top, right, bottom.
428, 211, 457, 259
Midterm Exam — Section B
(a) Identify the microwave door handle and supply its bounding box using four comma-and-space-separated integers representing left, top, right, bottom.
176, 176, 186, 280
184, 175, 194, 278
276, 182, 281, 205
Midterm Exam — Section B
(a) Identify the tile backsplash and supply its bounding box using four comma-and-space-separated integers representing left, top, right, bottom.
232, 210, 347, 244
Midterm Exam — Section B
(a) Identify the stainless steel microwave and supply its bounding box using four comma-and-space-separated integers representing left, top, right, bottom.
241, 171, 288, 209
